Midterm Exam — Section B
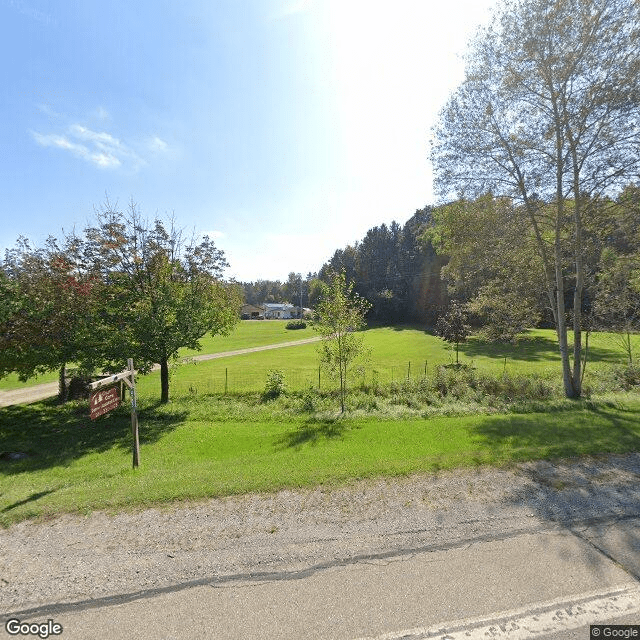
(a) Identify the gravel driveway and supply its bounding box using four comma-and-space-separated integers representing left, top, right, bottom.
0, 337, 322, 408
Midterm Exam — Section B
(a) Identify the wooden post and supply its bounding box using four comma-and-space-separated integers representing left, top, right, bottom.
408, 361, 411, 380
225, 367, 228, 395
128, 358, 140, 469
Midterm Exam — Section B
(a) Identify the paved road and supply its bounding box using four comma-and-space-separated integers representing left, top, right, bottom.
3, 517, 639, 639
0, 337, 321, 408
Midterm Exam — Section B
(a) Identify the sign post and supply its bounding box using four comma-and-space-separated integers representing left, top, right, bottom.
128, 358, 140, 468
89, 360, 140, 469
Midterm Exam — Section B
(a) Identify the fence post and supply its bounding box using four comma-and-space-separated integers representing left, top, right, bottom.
318, 366, 321, 390
408, 361, 411, 380
425, 360, 428, 377
225, 367, 228, 395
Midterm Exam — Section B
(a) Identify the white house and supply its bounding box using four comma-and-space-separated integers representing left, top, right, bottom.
263, 303, 296, 319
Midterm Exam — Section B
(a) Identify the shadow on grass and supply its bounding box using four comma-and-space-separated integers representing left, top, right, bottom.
470, 405, 640, 580
460, 333, 624, 365
2, 489, 58, 513
0, 398, 188, 474
277, 417, 349, 449
471, 402, 640, 459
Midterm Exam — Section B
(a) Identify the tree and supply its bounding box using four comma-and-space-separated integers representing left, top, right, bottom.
432, 0, 640, 397
313, 271, 371, 412
594, 247, 640, 364
0, 235, 98, 400
82, 200, 243, 403
435, 302, 471, 365
425, 195, 544, 341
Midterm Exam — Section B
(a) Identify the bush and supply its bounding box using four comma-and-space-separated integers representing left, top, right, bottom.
286, 320, 307, 330
263, 369, 286, 400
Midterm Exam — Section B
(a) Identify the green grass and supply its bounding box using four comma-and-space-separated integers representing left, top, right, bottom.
2, 324, 637, 396
138, 326, 640, 399
0, 320, 315, 392
179, 319, 315, 356
1, 393, 639, 527
0, 370, 59, 391
1, 323, 639, 528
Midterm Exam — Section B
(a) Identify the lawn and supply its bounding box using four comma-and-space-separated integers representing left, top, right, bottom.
1, 393, 639, 527
0, 320, 315, 392
138, 326, 639, 398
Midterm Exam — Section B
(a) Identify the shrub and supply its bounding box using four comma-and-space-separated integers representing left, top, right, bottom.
286, 320, 307, 330
263, 369, 287, 400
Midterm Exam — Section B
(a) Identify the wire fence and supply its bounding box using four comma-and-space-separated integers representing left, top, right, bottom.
165, 360, 452, 398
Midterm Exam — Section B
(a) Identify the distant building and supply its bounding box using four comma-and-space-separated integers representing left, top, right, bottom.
262, 303, 296, 319
241, 304, 264, 320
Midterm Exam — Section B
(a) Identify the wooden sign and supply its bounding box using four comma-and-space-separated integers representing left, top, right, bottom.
90, 385, 121, 420
88, 360, 140, 468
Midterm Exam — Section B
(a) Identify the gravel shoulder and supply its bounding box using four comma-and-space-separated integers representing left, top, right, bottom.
2, 452, 639, 616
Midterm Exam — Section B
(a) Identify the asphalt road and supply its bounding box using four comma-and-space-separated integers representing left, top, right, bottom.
3, 514, 638, 640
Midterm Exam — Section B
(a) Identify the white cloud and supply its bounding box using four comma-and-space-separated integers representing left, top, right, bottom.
30, 123, 145, 170
30, 130, 121, 168
148, 136, 169, 153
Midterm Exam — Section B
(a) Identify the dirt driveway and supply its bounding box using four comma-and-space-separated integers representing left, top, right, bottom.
0, 337, 321, 408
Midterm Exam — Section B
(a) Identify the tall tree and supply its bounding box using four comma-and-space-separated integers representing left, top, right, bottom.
82, 200, 242, 403
425, 195, 545, 341
313, 271, 371, 413
432, 0, 640, 397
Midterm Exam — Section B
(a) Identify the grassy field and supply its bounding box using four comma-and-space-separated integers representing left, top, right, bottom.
2, 322, 636, 396
137, 325, 639, 398
0, 320, 316, 391
1, 322, 639, 527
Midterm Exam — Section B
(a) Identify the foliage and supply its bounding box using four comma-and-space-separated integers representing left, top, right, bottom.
435, 302, 471, 364
313, 271, 372, 412
0, 235, 99, 398
425, 195, 543, 340
0, 199, 242, 404
594, 247, 640, 364
286, 320, 307, 330
431, 0, 640, 398
317, 209, 445, 325
81, 199, 243, 403
263, 369, 287, 400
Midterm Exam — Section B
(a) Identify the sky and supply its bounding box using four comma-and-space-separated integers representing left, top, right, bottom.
1, 0, 500, 282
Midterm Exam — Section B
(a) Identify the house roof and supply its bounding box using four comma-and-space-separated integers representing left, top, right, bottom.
263, 303, 294, 310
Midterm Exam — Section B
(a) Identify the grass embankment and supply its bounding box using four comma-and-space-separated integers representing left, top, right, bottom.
1, 392, 639, 527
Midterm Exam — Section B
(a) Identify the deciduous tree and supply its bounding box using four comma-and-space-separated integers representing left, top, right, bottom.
82, 200, 243, 403
313, 271, 371, 412
432, 0, 640, 397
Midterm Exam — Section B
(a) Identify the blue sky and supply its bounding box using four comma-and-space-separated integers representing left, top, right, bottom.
1, 0, 498, 282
